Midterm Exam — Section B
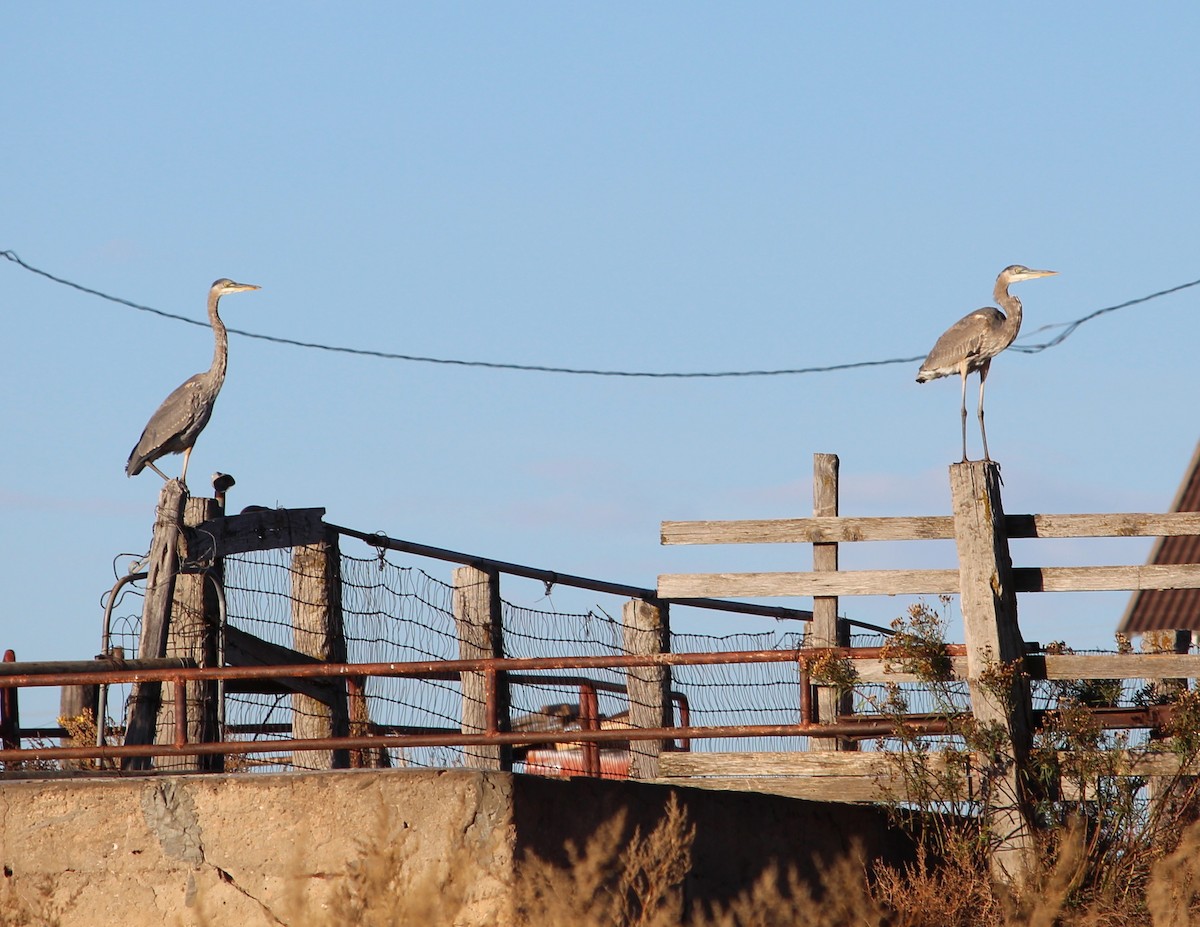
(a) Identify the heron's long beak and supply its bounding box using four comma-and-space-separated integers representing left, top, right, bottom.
1026, 269, 1058, 279
231, 283, 261, 292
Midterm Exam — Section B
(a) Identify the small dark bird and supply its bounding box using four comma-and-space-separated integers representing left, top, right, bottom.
917, 265, 1057, 462
126, 278, 260, 485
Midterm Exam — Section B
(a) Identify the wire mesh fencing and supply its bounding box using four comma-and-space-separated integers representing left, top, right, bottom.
87, 526, 1189, 777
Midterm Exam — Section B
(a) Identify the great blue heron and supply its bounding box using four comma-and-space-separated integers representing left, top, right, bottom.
916, 265, 1057, 462
126, 278, 260, 485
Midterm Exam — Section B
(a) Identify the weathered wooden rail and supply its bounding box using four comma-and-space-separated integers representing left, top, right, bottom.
656, 454, 1200, 888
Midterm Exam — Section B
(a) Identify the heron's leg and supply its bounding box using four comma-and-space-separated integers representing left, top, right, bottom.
179, 446, 192, 488
146, 460, 170, 482
958, 366, 969, 462
978, 361, 992, 462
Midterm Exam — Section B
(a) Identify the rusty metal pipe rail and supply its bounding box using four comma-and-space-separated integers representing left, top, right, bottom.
0, 717, 955, 765
506, 672, 689, 706
0, 644, 963, 690
0, 647, 942, 766
0, 657, 194, 678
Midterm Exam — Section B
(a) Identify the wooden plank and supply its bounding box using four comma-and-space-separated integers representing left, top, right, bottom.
662, 750, 895, 777
950, 461, 1037, 888
656, 776, 891, 803
659, 564, 1200, 601
1007, 512, 1200, 539
659, 749, 1200, 805
453, 565, 512, 771
847, 652, 1199, 683
123, 479, 187, 770
660, 512, 1200, 547
223, 626, 345, 705
189, 506, 327, 559
662, 516, 954, 545
157, 496, 222, 772
659, 750, 969, 803
856, 656, 968, 682
809, 454, 854, 750
1036, 652, 1200, 680
1092, 751, 1200, 778
291, 530, 350, 769
1014, 564, 1200, 593
624, 598, 672, 779
657, 569, 960, 599
660, 749, 1200, 780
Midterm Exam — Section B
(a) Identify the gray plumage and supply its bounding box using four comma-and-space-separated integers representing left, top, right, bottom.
126, 278, 260, 485
917, 264, 1057, 462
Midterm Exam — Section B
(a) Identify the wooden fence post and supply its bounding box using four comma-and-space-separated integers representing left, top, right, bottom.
1148, 629, 1194, 804
624, 597, 672, 779
156, 495, 223, 771
452, 565, 512, 771
949, 461, 1037, 888
808, 453, 856, 751
291, 528, 351, 770
123, 479, 187, 770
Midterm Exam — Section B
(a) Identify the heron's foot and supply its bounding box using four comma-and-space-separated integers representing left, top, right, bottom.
981, 456, 1005, 484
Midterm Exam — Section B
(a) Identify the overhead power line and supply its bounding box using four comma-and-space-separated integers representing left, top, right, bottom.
4, 249, 1198, 379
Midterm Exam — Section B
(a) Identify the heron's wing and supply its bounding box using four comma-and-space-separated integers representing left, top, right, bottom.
125, 373, 216, 475
917, 308, 1005, 379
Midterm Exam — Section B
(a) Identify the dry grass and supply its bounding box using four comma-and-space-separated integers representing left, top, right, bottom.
515, 795, 695, 927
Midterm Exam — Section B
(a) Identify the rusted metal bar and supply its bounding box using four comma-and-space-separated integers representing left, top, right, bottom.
507, 673, 631, 694
0, 717, 958, 765
507, 673, 692, 752
674, 694, 691, 751
330, 522, 815, 623
798, 658, 813, 726
0, 657, 195, 678
578, 683, 601, 777
1, 650, 18, 752
6, 699, 1177, 767
0, 644, 964, 690
81, 703, 1156, 747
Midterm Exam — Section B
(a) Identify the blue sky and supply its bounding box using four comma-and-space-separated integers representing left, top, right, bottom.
4, 5, 1199, 723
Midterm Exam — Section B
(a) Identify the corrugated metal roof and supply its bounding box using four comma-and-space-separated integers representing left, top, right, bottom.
1118, 440, 1200, 634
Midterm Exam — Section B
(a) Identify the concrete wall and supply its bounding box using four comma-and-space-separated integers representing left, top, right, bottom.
0, 769, 910, 925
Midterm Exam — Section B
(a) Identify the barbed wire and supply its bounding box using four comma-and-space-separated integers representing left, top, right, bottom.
5, 249, 1197, 378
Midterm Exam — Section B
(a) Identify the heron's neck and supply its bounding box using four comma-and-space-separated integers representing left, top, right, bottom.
993, 278, 1023, 347
209, 293, 229, 384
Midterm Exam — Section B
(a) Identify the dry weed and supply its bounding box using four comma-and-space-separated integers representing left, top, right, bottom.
514, 793, 695, 927
873, 840, 1001, 927
1147, 819, 1200, 927
697, 851, 884, 927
